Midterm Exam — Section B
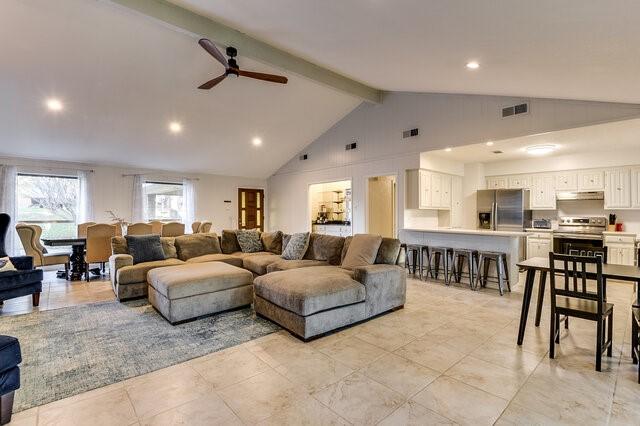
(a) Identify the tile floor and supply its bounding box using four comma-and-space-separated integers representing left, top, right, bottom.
3, 272, 640, 425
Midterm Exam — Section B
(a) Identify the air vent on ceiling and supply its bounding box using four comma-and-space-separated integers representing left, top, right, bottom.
299, 154, 308, 161
492, 150, 503, 154
345, 142, 357, 151
501, 102, 529, 118
402, 128, 419, 139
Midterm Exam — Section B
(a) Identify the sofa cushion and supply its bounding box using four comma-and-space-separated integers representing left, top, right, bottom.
125, 235, 165, 264
254, 266, 364, 316
341, 234, 383, 270
282, 232, 310, 260
261, 231, 283, 254
230, 251, 273, 259
0, 335, 21, 374
148, 262, 253, 300
242, 253, 281, 275
111, 236, 128, 255
375, 238, 402, 265
116, 258, 184, 285
266, 259, 329, 273
304, 234, 345, 265
237, 229, 263, 253
185, 253, 243, 268
174, 233, 221, 261
221, 230, 241, 254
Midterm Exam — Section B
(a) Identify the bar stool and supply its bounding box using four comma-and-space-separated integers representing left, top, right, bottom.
404, 244, 429, 280
477, 251, 511, 295
450, 248, 480, 289
428, 247, 453, 283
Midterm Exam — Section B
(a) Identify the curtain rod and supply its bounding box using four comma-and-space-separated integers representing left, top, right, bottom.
121, 173, 199, 181
2, 164, 94, 173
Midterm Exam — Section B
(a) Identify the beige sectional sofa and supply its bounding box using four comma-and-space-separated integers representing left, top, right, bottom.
109, 229, 406, 340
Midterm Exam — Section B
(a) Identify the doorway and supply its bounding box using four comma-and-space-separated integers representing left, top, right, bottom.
238, 188, 264, 231
367, 175, 397, 237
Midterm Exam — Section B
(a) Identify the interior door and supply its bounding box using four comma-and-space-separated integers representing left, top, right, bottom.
238, 188, 264, 231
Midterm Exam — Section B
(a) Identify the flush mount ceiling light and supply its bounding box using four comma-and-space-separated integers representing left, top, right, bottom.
486, 141, 494, 146
252, 137, 263, 147
466, 61, 480, 70
444, 147, 452, 152
168, 121, 182, 134
525, 144, 556, 156
45, 98, 63, 111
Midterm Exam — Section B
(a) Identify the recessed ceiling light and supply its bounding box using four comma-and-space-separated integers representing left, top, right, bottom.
252, 137, 263, 147
466, 61, 480, 70
45, 98, 63, 111
486, 141, 494, 146
169, 121, 182, 133
526, 144, 556, 156
444, 147, 452, 152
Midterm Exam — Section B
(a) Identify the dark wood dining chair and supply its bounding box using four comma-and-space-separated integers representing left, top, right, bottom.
548, 252, 614, 371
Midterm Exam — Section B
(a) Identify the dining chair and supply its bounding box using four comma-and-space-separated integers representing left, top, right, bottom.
111, 223, 123, 236
15, 224, 70, 277
162, 222, 185, 237
126, 223, 153, 235
148, 221, 163, 235
85, 224, 116, 281
548, 252, 614, 371
198, 221, 212, 233
77, 222, 96, 238
191, 221, 201, 234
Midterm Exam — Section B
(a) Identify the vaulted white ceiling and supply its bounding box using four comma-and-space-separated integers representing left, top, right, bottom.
0, 0, 360, 178
173, 0, 640, 104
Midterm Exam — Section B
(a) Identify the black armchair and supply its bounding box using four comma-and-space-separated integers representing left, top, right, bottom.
0, 335, 21, 425
0, 214, 43, 306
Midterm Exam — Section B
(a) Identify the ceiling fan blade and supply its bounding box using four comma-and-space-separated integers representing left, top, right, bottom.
198, 39, 228, 68
197, 74, 227, 90
238, 69, 288, 84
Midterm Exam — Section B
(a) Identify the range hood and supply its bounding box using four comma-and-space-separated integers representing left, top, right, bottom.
556, 191, 604, 201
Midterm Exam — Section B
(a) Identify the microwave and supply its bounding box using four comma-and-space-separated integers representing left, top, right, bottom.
532, 219, 551, 229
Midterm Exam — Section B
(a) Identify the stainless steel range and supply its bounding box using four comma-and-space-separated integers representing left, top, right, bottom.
553, 216, 607, 254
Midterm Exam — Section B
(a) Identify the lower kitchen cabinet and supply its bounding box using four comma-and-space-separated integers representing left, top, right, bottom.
312, 224, 352, 237
526, 232, 553, 259
604, 233, 636, 265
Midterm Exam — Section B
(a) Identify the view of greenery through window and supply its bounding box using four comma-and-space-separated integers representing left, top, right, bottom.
144, 182, 184, 221
16, 174, 79, 240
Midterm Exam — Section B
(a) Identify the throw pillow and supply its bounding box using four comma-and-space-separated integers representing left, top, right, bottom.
304, 233, 345, 265
125, 235, 166, 265
160, 237, 178, 259
0, 257, 17, 273
111, 236, 128, 255
237, 229, 263, 253
374, 238, 402, 265
174, 233, 221, 261
221, 230, 241, 254
261, 231, 283, 254
281, 232, 310, 260
341, 234, 383, 270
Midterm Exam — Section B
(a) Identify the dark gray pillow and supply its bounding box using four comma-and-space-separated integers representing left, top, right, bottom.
237, 229, 263, 253
282, 232, 310, 260
125, 235, 165, 265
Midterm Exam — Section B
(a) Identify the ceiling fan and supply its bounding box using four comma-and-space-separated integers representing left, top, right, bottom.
197, 39, 288, 89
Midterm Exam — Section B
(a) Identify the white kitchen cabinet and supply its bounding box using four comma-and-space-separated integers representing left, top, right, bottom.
440, 174, 452, 208
555, 171, 578, 191
431, 173, 443, 208
450, 175, 463, 228
405, 169, 453, 210
604, 168, 631, 209
508, 175, 530, 189
526, 232, 553, 259
486, 176, 507, 189
631, 167, 640, 208
313, 224, 352, 237
605, 233, 636, 265
419, 170, 432, 208
578, 169, 605, 191
530, 174, 556, 210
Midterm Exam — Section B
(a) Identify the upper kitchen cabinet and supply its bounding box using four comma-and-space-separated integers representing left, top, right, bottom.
555, 171, 578, 191
450, 175, 463, 228
577, 169, 605, 191
632, 167, 640, 208
508, 175, 530, 189
486, 176, 507, 189
530, 174, 556, 210
406, 169, 452, 210
604, 168, 631, 209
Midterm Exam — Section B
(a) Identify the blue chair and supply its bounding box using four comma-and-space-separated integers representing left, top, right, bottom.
0, 335, 21, 425
0, 214, 44, 307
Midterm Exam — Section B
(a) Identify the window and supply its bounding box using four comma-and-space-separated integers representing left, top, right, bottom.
16, 173, 79, 239
144, 181, 184, 221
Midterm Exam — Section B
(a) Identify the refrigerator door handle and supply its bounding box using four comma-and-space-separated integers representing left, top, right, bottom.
491, 202, 497, 230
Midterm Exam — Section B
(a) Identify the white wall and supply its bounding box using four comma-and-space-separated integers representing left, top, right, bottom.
1, 156, 267, 233
268, 92, 640, 234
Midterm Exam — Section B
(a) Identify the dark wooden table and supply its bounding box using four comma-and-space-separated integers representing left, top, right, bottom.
516, 257, 640, 345
42, 238, 86, 281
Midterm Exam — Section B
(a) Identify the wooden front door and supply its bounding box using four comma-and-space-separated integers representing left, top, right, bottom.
238, 188, 264, 231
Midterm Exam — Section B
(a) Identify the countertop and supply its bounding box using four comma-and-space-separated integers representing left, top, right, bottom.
602, 231, 638, 238
525, 228, 554, 233
401, 228, 527, 237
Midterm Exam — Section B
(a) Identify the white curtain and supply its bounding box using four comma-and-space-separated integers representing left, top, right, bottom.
131, 175, 147, 223
183, 178, 196, 230
0, 165, 17, 255
77, 170, 95, 224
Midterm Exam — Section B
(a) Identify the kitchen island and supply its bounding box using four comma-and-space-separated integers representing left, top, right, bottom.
399, 228, 526, 286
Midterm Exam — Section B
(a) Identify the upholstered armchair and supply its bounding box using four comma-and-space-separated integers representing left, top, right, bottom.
126, 222, 152, 235
77, 222, 97, 238
85, 224, 116, 280
15, 223, 70, 276
148, 221, 163, 235
0, 214, 44, 307
0, 335, 21, 425
191, 221, 201, 233
161, 222, 185, 237
198, 221, 212, 233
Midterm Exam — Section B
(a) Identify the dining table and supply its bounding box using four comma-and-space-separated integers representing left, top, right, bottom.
42, 237, 87, 281
516, 256, 640, 345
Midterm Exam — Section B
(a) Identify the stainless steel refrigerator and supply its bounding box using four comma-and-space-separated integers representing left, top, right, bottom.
477, 189, 532, 231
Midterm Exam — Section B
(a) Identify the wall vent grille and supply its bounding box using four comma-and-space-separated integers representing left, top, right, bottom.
402, 128, 419, 139
345, 142, 357, 150
299, 154, 308, 161
502, 102, 529, 118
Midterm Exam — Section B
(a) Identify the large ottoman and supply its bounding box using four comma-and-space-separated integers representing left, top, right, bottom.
147, 262, 254, 324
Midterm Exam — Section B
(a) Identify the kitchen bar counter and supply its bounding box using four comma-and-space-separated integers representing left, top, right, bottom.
399, 228, 525, 285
